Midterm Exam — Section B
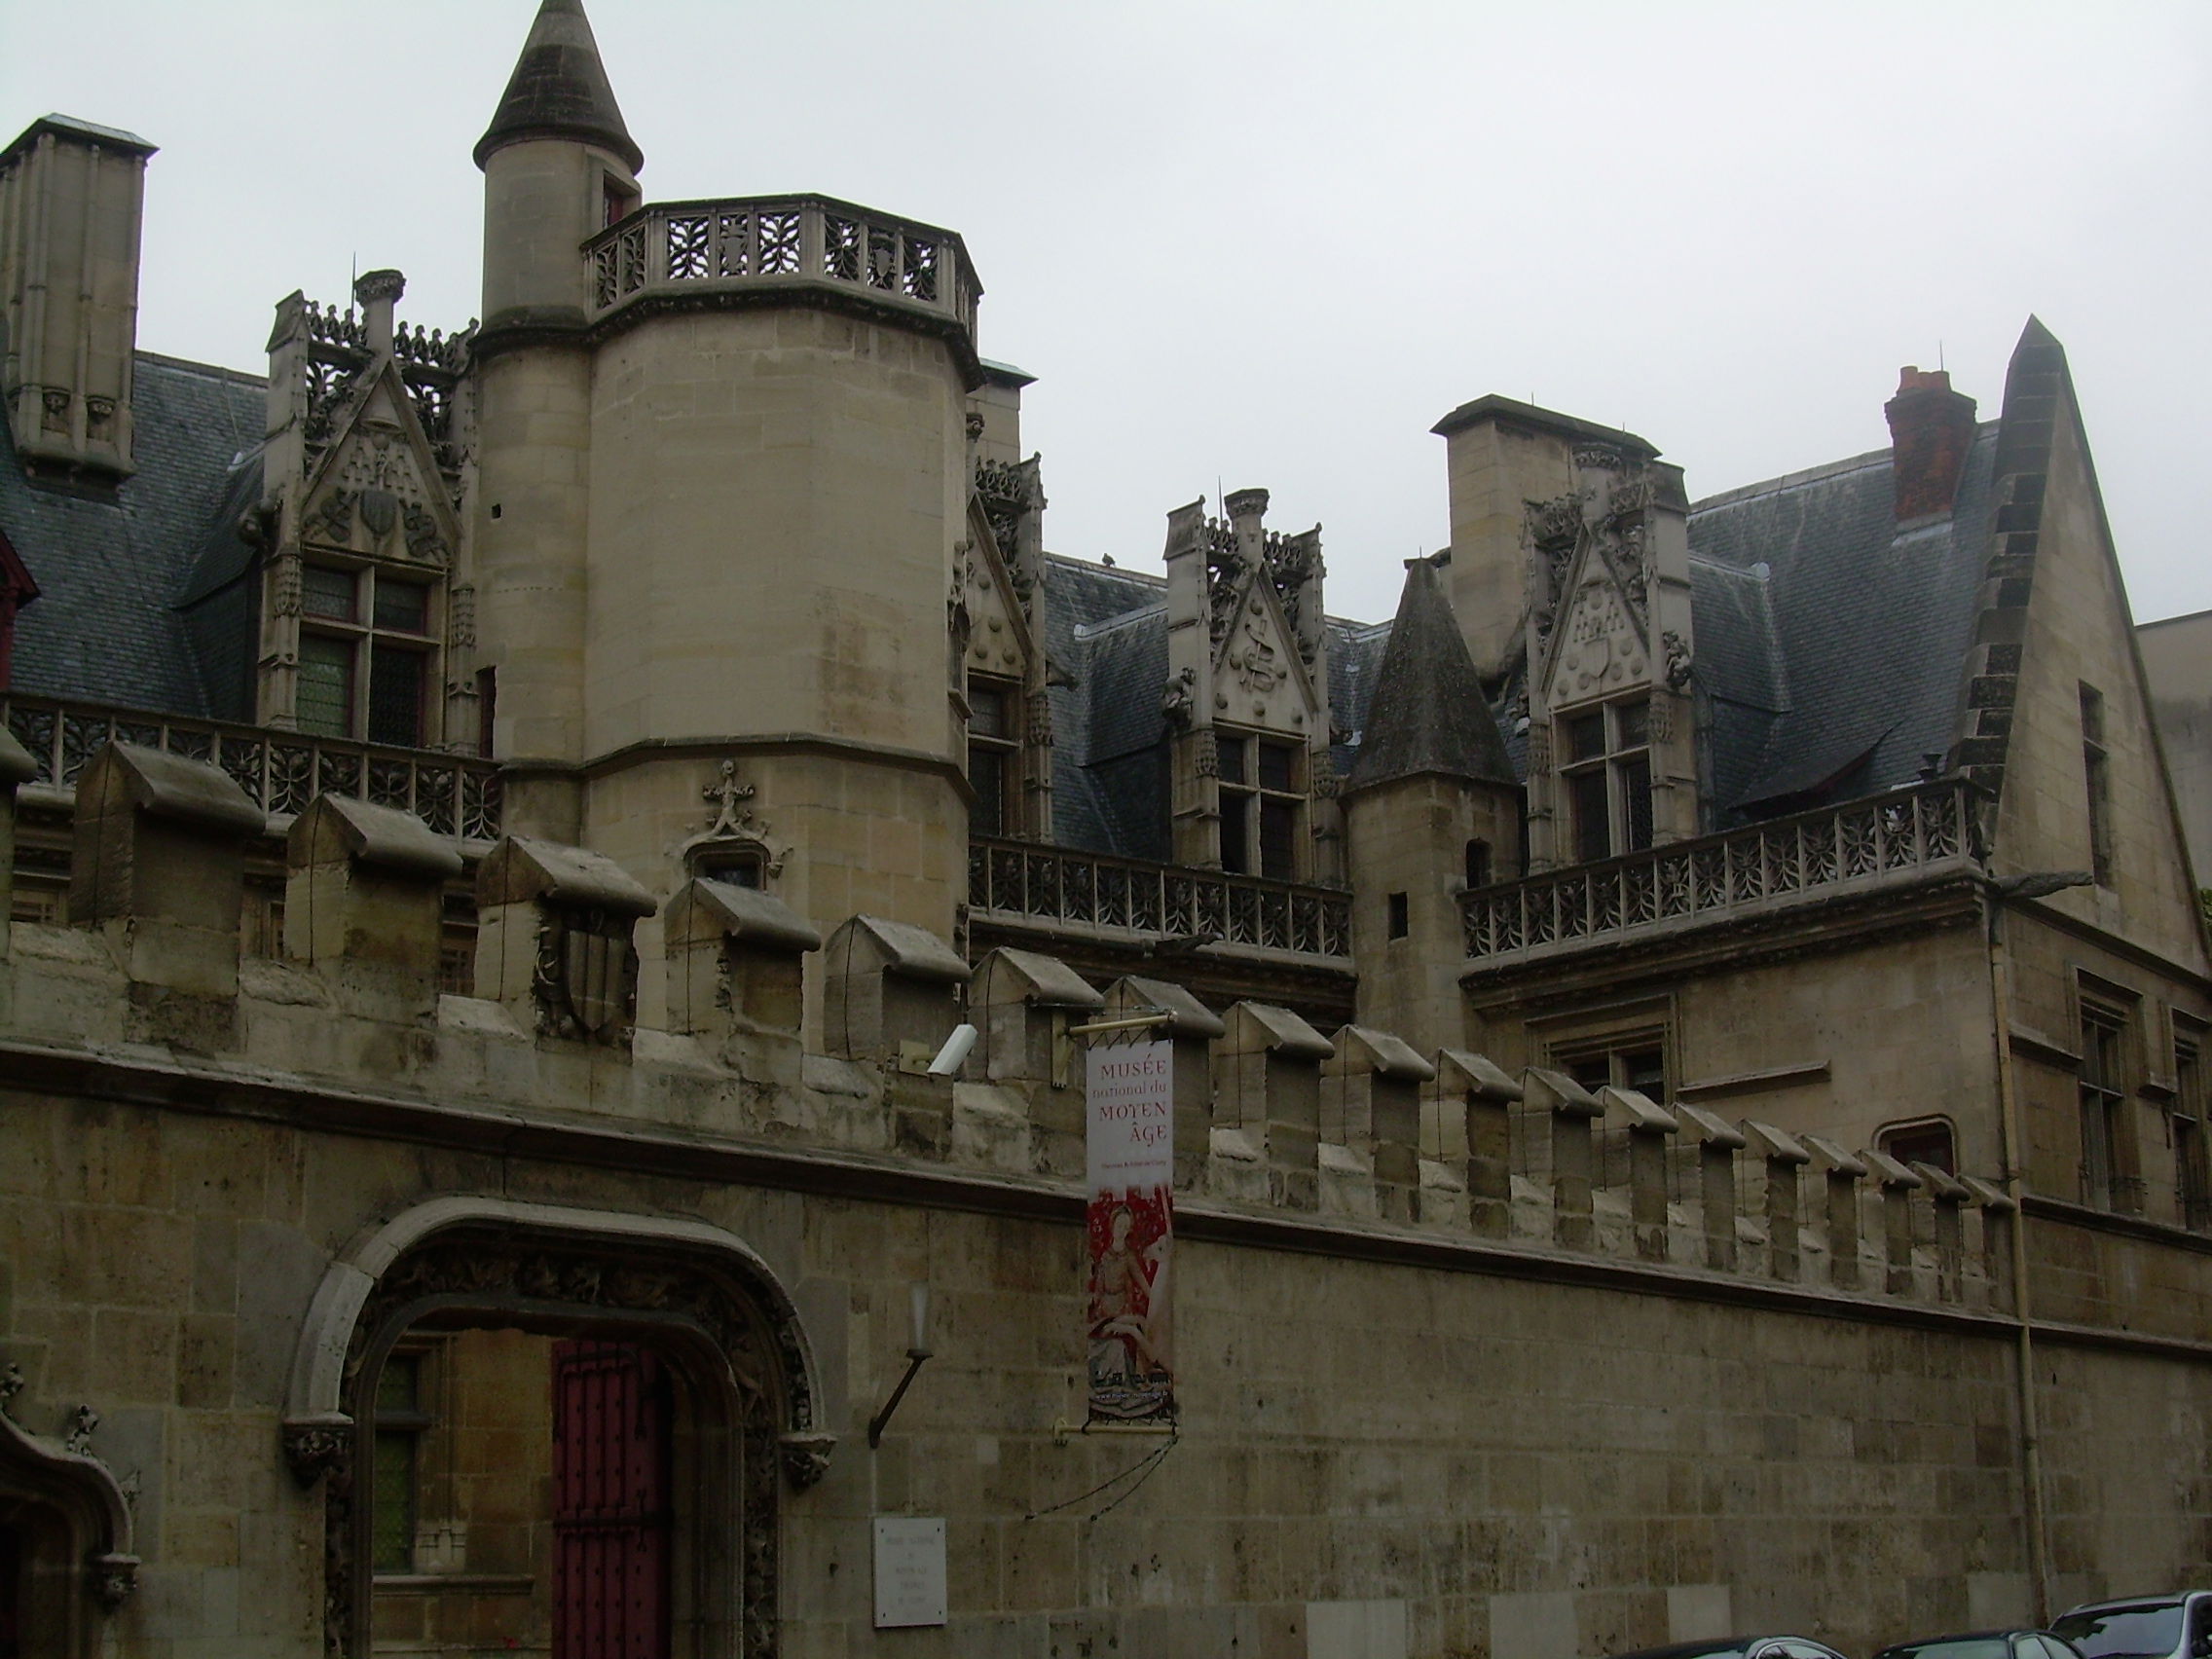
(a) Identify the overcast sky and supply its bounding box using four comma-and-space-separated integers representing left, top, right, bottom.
7, 1, 2208, 627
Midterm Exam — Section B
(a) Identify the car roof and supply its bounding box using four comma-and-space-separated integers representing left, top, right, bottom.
2064, 1594, 2202, 1612
1877, 1634, 2018, 1649
1611, 1641, 1828, 1659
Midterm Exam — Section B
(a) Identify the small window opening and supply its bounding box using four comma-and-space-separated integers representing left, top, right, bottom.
2080, 1000, 2132, 1210
1465, 839, 1492, 890
1386, 892, 1409, 940
476, 666, 498, 758
1877, 1118, 1957, 1174
2081, 683, 2114, 887
693, 850, 763, 889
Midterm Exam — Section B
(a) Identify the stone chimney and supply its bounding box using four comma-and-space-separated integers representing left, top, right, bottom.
0, 116, 158, 483
1884, 366, 1977, 522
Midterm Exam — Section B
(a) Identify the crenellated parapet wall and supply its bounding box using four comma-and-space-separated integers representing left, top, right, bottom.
0, 741, 2047, 1329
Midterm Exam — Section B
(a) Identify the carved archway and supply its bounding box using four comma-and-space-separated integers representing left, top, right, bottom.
0, 1373, 138, 1659
280, 1200, 832, 1659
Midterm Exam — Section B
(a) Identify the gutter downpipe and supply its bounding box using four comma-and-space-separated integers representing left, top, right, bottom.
1986, 869, 2086, 1628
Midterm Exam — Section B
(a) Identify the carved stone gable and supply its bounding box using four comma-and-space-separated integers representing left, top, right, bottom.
300, 369, 457, 566
1215, 577, 1313, 730
1551, 576, 1648, 706
960, 538, 1028, 681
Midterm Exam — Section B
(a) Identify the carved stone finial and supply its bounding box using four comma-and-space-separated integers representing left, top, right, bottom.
687, 760, 787, 877
779, 1430, 837, 1490
64, 1404, 98, 1455
1223, 487, 1270, 524
1662, 630, 1693, 691
702, 760, 756, 838
353, 268, 407, 308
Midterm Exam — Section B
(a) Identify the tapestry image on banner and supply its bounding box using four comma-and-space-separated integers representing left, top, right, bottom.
1086, 1038, 1175, 1422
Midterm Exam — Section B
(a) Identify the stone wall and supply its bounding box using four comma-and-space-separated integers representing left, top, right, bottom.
3, 754, 2208, 1659
3, 1076, 2209, 1659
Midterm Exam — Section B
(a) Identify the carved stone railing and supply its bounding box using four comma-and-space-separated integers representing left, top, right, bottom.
1462, 781, 1983, 964
584, 196, 980, 342
2, 694, 501, 844
970, 837, 1350, 960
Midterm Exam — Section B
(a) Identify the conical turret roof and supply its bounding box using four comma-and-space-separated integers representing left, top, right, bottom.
475, 0, 643, 174
1346, 558, 1517, 793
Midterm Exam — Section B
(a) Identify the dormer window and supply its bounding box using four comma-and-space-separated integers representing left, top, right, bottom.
967, 676, 1021, 837
294, 564, 439, 747
1217, 730, 1304, 880
1561, 697, 1652, 864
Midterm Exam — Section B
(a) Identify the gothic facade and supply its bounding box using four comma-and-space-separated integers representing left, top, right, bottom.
2, 4, 2209, 1657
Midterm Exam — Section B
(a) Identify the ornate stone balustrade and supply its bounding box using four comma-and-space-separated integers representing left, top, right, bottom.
584, 196, 980, 342
970, 836, 1351, 960
1, 694, 500, 844
1462, 780, 1983, 963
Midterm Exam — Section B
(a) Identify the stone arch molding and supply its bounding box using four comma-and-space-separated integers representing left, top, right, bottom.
279, 1195, 836, 1489
0, 1366, 140, 1618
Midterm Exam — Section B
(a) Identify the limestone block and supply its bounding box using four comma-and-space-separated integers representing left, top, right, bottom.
1911, 1160, 1971, 1301
70, 743, 265, 1001
1325, 1026, 1435, 1223
1214, 1002, 1334, 1211
1861, 1147, 1926, 1295
1742, 1120, 1812, 1282
0, 721, 33, 961
821, 913, 969, 1066
1956, 1172, 2018, 1311
1599, 1087, 1677, 1263
1672, 1103, 1745, 1271
1801, 1134, 1869, 1290
968, 947, 1102, 1178
1102, 975, 1224, 1190
474, 835, 656, 1046
1436, 1050, 1521, 1237
1525, 1068, 1602, 1249
283, 793, 462, 1017
972, 948, 1102, 1088
662, 877, 821, 1086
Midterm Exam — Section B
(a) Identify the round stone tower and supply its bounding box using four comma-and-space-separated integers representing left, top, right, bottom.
470, 0, 985, 1025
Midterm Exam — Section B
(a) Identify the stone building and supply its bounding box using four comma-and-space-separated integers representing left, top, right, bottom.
2, 3, 2209, 1657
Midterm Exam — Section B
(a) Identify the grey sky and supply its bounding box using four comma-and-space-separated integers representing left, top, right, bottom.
7, 1, 2207, 629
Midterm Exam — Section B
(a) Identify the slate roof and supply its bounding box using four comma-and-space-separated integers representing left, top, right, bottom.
2, 351, 267, 719
1346, 556, 1514, 793
0, 338, 2002, 870
475, 0, 644, 174
1042, 412, 2002, 855
1685, 427, 1997, 822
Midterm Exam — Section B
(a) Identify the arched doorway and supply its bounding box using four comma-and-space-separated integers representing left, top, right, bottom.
0, 1385, 138, 1659
283, 1203, 832, 1659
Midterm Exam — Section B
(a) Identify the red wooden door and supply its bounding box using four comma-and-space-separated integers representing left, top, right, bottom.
552, 1340, 673, 1659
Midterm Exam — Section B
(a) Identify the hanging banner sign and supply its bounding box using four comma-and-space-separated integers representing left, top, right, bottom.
1085, 1037, 1176, 1423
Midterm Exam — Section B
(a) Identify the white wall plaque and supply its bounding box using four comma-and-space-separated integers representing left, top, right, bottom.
872, 1516, 947, 1629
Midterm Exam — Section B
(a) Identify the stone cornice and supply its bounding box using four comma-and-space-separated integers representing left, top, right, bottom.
2024, 1191, 2212, 1258
2004, 894, 2212, 997
584, 279, 986, 392
502, 731, 969, 793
